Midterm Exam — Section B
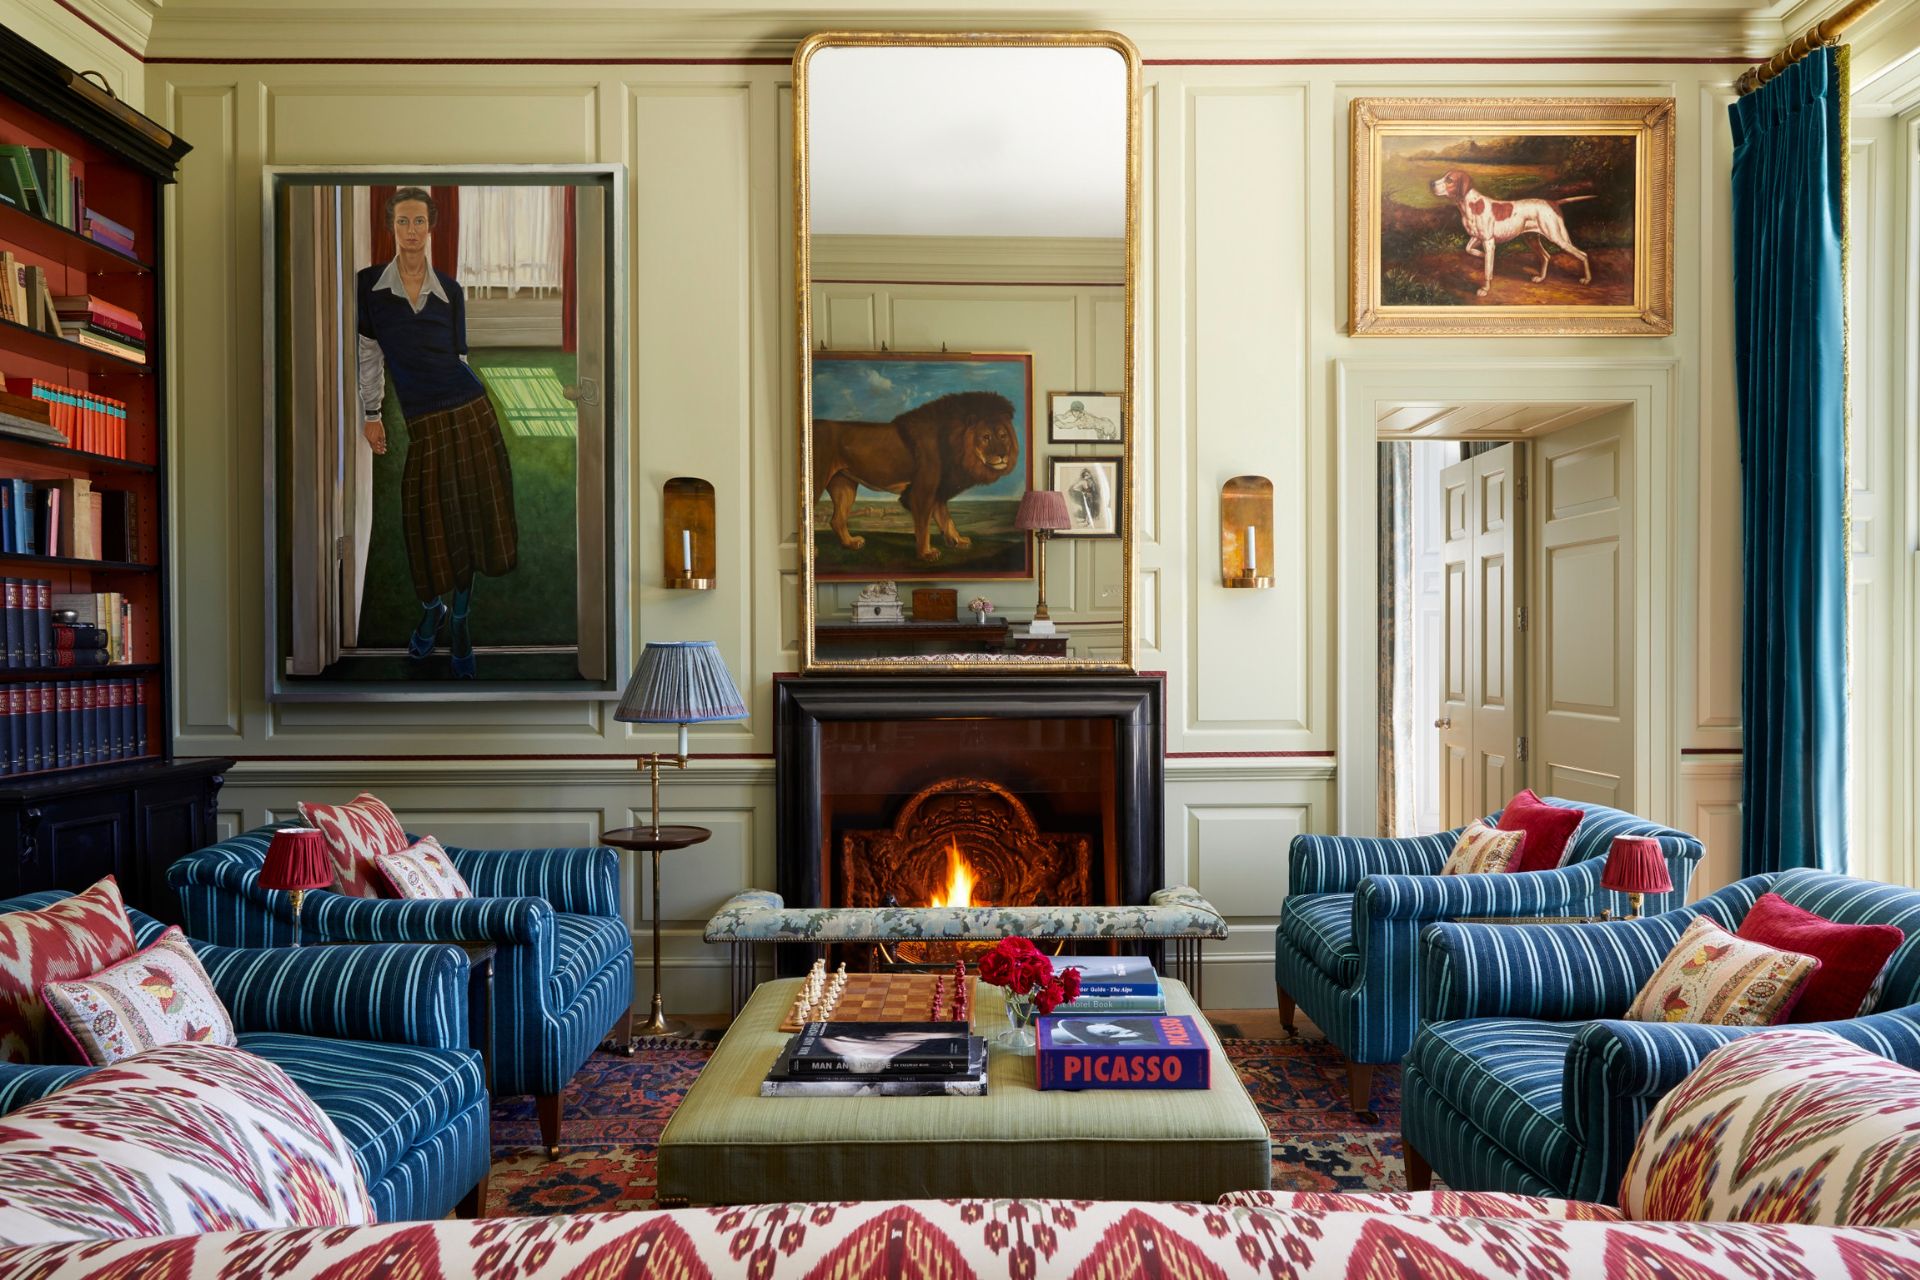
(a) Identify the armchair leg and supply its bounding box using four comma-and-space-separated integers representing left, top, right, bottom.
1346, 1062, 1375, 1113
1275, 983, 1296, 1034
455, 1168, 490, 1219
1403, 1133, 1433, 1191
536, 1093, 563, 1159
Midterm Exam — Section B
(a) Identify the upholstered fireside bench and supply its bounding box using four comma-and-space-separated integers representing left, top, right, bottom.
703, 885, 1228, 1012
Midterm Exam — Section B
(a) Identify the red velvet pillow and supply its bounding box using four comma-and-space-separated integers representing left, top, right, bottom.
1735, 892, 1906, 1023
1496, 789, 1585, 872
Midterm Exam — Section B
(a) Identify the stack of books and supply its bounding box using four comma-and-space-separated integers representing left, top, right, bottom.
1048, 954, 1166, 1015
0, 676, 150, 775
0, 144, 81, 229
3, 377, 128, 456
1036, 1014, 1211, 1091
0, 386, 64, 447
80, 210, 135, 257
761, 1021, 988, 1097
52, 592, 134, 664
52, 296, 144, 365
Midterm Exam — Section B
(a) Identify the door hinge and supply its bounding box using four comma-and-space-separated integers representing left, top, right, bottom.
1515, 736, 1530, 764
1515, 605, 1529, 632
1514, 475, 1528, 503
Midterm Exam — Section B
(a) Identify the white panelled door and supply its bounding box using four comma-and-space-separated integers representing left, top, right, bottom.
1530, 415, 1635, 809
1436, 443, 1525, 826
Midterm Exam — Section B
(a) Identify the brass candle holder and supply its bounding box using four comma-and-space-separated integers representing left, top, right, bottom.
1222, 475, 1275, 588
664, 476, 716, 590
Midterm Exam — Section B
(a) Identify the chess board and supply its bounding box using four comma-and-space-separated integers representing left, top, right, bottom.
777, 972, 979, 1032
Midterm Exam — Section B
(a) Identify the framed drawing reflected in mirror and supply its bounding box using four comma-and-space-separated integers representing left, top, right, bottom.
263, 164, 626, 700
1050, 456, 1123, 539
796, 31, 1141, 673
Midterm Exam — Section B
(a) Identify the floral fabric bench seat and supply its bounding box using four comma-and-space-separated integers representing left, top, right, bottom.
704, 886, 1228, 1012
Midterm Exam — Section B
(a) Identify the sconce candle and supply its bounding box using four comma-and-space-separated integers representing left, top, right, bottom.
681, 529, 692, 575
663, 477, 716, 589
1245, 526, 1256, 577
1222, 476, 1275, 588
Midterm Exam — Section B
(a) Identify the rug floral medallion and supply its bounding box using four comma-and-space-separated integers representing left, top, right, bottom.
487, 1028, 1406, 1216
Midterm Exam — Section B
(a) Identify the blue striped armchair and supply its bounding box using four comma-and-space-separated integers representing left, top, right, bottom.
1404, 869, 1920, 1203
1273, 800, 1702, 1112
0, 891, 490, 1221
170, 825, 633, 1156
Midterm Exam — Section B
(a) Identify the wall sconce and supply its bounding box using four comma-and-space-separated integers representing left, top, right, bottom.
663, 477, 716, 590
1221, 475, 1274, 589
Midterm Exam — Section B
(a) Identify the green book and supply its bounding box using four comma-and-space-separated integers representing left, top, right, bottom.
0, 146, 41, 218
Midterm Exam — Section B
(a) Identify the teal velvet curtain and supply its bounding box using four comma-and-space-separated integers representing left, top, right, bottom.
1728, 45, 1849, 875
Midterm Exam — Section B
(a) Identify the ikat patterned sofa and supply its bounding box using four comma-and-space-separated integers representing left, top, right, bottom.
0, 890, 490, 1222
1403, 867, 1920, 1203
169, 825, 633, 1157
1274, 799, 1703, 1111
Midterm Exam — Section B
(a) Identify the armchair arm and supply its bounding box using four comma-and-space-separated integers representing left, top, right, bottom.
196, 939, 471, 1051
1359, 858, 1605, 922
0, 1062, 88, 1114
1288, 830, 1459, 896
305, 892, 553, 948
440, 842, 621, 917
1419, 913, 1683, 1023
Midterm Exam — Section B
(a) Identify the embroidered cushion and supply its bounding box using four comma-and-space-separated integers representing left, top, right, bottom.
1620, 1029, 1920, 1226
1736, 891, 1906, 1023
0, 1041, 374, 1244
40, 925, 236, 1065
1625, 914, 1821, 1026
373, 835, 473, 900
1497, 789, 1585, 872
295, 792, 408, 898
1440, 819, 1527, 876
0, 877, 137, 1065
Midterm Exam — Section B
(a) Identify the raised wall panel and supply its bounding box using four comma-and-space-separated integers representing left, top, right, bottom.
266, 85, 599, 163
636, 808, 755, 923
1188, 86, 1311, 734
1186, 804, 1305, 916
1546, 542, 1621, 713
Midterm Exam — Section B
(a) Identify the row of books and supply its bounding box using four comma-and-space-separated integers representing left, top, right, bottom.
0, 251, 55, 334
0, 581, 136, 667
0, 677, 150, 776
52, 295, 143, 364
0, 477, 140, 563
0, 145, 79, 231
3, 377, 131, 457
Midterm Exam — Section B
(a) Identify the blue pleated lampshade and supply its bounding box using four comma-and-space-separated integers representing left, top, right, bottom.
615, 641, 748, 724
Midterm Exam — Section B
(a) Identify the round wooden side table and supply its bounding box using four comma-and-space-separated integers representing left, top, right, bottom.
602, 824, 712, 1043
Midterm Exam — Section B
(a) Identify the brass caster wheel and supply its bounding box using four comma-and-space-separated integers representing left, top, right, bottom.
547, 1145, 561, 1161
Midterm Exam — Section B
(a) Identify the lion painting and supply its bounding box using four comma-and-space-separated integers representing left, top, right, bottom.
814, 391, 1020, 563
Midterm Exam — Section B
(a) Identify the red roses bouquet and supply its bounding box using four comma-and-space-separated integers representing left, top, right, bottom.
979, 937, 1081, 1015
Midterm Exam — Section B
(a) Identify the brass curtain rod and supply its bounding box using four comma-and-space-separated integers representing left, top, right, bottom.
1736, 0, 1883, 95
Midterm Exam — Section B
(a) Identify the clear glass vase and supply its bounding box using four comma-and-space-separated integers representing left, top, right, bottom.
996, 992, 1039, 1056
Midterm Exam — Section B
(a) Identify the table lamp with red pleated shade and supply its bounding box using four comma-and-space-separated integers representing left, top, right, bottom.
1601, 835, 1672, 919
1014, 490, 1072, 636
261, 827, 333, 946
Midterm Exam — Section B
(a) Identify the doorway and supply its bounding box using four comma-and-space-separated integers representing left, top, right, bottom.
1379, 401, 1636, 837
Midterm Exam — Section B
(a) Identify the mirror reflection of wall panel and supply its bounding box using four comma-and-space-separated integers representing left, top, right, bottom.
796, 33, 1140, 673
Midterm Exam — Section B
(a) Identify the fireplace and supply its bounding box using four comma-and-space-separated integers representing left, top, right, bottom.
774, 675, 1164, 964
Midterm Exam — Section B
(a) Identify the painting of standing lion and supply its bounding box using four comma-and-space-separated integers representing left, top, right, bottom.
810, 352, 1033, 580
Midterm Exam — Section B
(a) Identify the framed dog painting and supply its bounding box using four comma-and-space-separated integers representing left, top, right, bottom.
1350, 97, 1674, 336
810, 350, 1034, 581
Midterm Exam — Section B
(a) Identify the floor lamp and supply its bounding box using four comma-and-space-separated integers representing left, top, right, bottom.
612, 641, 748, 1038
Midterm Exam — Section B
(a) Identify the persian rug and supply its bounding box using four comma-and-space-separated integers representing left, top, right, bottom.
486, 1029, 1405, 1216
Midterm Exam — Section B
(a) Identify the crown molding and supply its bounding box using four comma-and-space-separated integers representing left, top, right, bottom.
132, 4, 1793, 64
54, 0, 159, 57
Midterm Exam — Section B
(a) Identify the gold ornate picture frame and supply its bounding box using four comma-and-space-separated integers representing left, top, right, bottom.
1350, 97, 1674, 337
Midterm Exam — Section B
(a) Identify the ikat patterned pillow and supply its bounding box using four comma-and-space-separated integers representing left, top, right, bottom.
0, 1041, 373, 1244
1440, 819, 1528, 876
296, 792, 409, 898
1620, 1029, 1920, 1227
41, 925, 235, 1066
373, 835, 473, 900
1625, 914, 1821, 1026
0, 876, 137, 1065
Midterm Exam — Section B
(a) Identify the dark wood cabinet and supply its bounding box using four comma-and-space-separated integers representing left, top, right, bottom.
0, 757, 231, 920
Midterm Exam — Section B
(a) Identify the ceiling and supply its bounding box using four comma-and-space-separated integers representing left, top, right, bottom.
1375, 400, 1632, 439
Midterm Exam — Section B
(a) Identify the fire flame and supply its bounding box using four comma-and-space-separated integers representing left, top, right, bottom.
929, 840, 978, 909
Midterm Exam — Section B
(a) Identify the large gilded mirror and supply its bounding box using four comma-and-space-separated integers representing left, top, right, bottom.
795, 32, 1140, 672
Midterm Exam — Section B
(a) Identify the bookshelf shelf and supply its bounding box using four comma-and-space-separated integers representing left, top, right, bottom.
0, 24, 224, 925
0, 200, 149, 275
0, 315, 146, 375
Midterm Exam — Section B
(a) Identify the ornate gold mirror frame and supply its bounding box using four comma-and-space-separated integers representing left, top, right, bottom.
793, 30, 1142, 674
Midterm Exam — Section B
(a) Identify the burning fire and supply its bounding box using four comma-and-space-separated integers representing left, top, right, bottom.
928, 840, 979, 909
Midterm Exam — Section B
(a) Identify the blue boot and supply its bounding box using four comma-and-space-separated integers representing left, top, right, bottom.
407, 599, 449, 660
449, 586, 475, 679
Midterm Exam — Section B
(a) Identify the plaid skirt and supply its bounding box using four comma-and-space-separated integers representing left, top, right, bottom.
399, 392, 519, 602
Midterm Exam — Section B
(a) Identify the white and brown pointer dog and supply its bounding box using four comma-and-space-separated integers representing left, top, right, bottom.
1430, 168, 1596, 297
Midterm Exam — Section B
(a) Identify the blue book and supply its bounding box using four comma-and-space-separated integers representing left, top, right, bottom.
11, 480, 28, 555
1036, 1014, 1211, 1091
1050, 954, 1160, 997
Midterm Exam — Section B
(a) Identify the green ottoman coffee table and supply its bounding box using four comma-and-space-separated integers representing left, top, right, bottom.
656, 977, 1271, 1205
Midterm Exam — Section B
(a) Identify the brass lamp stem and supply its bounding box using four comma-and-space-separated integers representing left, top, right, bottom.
1627, 891, 1644, 920
643, 752, 688, 835
288, 887, 307, 947
1034, 529, 1053, 622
